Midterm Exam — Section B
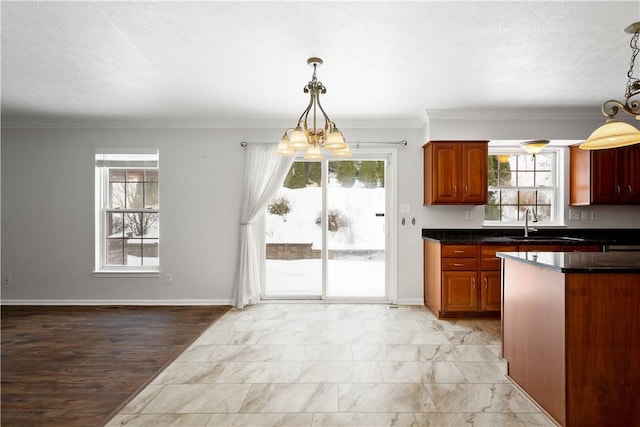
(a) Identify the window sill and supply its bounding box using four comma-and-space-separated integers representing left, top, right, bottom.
93, 269, 160, 278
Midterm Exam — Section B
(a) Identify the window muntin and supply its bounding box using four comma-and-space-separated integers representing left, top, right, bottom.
95, 151, 159, 272
485, 152, 557, 224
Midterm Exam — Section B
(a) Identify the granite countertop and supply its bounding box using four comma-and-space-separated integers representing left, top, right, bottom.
497, 251, 640, 273
421, 228, 640, 246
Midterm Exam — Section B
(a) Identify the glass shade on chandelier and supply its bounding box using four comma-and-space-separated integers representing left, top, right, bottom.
581, 22, 640, 150
276, 57, 350, 159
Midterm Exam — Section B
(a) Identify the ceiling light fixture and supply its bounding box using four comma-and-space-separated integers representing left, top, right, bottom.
519, 139, 549, 155
276, 57, 350, 159
581, 22, 640, 150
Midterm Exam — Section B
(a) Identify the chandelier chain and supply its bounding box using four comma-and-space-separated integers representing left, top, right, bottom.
626, 30, 640, 99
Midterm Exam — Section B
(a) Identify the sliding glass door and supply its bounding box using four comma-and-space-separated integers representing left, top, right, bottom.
326, 159, 386, 297
264, 157, 389, 300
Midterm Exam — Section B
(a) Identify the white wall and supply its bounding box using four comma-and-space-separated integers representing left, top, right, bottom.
1, 118, 638, 305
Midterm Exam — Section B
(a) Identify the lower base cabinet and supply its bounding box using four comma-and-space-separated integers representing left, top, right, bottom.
424, 240, 601, 319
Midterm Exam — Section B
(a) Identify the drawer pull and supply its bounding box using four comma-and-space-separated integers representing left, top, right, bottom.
453, 250, 465, 254
453, 263, 466, 267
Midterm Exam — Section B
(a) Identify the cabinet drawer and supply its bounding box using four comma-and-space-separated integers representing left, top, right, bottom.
442, 257, 478, 270
480, 245, 517, 270
442, 245, 478, 258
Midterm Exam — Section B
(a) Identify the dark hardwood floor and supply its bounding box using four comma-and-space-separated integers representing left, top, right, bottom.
1, 305, 231, 427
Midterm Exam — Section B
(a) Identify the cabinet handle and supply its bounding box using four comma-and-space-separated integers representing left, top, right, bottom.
453, 185, 458, 196
484, 278, 488, 290
453, 263, 466, 267
464, 185, 468, 196
472, 278, 476, 290
616, 185, 621, 197
453, 250, 465, 254
629, 185, 633, 195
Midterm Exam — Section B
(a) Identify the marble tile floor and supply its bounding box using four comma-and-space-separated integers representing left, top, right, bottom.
107, 303, 555, 427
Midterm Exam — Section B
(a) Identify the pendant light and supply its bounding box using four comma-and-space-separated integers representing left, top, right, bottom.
581, 23, 640, 150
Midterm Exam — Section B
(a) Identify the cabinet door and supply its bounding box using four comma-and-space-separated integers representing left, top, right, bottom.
432, 143, 461, 203
591, 149, 620, 204
442, 271, 478, 311
461, 143, 488, 204
480, 271, 501, 311
624, 145, 640, 204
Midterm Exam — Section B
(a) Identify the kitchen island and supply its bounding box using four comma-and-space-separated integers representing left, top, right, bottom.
498, 251, 640, 427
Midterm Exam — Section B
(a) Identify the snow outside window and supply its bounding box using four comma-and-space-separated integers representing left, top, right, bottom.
94, 150, 159, 274
484, 151, 559, 225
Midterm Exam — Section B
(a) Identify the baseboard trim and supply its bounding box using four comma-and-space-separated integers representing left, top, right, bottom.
397, 298, 425, 305
0, 299, 233, 306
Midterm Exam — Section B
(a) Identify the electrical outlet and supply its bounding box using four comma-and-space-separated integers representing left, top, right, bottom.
591, 210, 598, 220
581, 211, 589, 220
465, 211, 472, 220
2, 273, 12, 284
569, 209, 580, 220
163, 274, 172, 285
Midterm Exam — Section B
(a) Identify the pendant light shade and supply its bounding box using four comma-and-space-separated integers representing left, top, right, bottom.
580, 120, 640, 150
276, 135, 295, 156
323, 128, 347, 150
303, 145, 323, 160
519, 140, 549, 155
331, 144, 352, 157
288, 126, 310, 149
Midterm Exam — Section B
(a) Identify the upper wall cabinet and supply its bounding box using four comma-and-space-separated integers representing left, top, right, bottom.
423, 140, 489, 205
570, 144, 640, 205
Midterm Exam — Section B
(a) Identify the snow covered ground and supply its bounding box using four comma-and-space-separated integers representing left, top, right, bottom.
265, 181, 386, 297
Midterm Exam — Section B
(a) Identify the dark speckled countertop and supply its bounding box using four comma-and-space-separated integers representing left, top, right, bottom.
422, 228, 640, 246
497, 251, 640, 273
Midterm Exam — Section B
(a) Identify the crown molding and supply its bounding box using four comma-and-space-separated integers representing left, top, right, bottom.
0, 117, 426, 130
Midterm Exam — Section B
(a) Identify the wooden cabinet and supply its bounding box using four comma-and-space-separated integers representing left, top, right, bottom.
425, 242, 514, 318
423, 141, 488, 205
424, 241, 603, 319
570, 144, 640, 205
480, 271, 501, 311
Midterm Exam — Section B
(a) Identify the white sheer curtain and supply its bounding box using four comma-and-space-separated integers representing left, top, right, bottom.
232, 143, 295, 308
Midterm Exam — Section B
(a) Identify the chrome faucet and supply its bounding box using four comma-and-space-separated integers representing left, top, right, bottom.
524, 207, 538, 237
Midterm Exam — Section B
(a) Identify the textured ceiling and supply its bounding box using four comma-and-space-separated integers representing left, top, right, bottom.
1, 1, 639, 127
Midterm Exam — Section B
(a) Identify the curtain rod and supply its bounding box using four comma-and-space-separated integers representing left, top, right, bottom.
240, 140, 407, 147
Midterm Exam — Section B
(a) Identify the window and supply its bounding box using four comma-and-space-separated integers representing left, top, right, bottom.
485, 150, 559, 224
95, 150, 159, 273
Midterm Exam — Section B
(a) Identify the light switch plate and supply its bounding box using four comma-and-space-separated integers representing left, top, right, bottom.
400, 203, 411, 214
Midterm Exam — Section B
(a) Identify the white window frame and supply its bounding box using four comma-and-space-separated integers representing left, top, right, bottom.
484, 147, 563, 227
94, 149, 160, 276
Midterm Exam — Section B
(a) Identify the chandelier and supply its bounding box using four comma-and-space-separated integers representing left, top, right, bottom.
581, 22, 640, 150
276, 57, 350, 159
